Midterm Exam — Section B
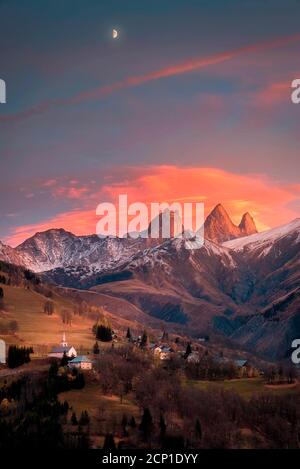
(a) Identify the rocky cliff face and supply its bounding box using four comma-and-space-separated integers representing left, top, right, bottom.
0, 204, 257, 273
204, 204, 257, 242
1, 209, 300, 359
239, 212, 257, 237
90, 217, 300, 359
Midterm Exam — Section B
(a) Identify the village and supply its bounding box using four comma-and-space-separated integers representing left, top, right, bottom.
38, 325, 261, 381
1, 323, 299, 450
0, 327, 261, 383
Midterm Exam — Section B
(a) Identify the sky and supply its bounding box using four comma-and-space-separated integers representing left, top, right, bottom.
0, 0, 300, 246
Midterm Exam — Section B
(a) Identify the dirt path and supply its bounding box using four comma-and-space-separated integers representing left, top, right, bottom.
264, 379, 298, 390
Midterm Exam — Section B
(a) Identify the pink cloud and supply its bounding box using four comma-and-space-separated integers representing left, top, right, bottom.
52, 185, 90, 200
254, 80, 293, 107
42, 179, 58, 187
5, 165, 300, 246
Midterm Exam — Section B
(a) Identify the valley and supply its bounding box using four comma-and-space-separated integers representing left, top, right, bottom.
1, 204, 300, 360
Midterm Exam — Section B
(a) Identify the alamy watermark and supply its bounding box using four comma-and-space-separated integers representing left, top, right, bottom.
291, 79, 300, 104
291, 339, 300, 364
0, 78, 6, 103
0, 339, 6, 364
96, 195, 204, 250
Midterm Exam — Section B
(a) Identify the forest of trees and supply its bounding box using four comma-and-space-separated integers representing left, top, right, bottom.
94, 345, 300, 449
7, 345, 33, 369
0, 343, 300, 449
0, 367, 89, 449
95, 324, 113, 342
0, 261, 40, 287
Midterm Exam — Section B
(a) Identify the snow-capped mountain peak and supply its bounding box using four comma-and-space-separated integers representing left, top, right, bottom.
223, 218, 300, 253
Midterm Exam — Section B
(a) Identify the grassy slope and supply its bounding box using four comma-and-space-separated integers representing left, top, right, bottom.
59, 382, 139, 426
187, 377, 300, 399
0, 283, 95, 352
58, 381, 140, 447
58, 377, 300, 448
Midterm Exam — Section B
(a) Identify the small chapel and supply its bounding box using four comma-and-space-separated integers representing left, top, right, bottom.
48, 332, 77, 359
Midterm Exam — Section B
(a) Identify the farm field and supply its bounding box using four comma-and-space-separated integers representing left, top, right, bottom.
59, 382, 139, 425
187, 377, 300, 399
0, 284, 95, 351
58, 381, 140, 446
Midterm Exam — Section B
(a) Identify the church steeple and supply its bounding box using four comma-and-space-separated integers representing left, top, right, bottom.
61, 332, 68, 347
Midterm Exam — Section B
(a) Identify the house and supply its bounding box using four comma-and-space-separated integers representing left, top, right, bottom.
68, 355, 93, 370
187, 351, 201, 363
48, 333, 77, 359
234, 359, 248, 368
233, 359, 258, 378
234, 359, 251, 378
129, 335, 141, 345
154, 345, 173, 360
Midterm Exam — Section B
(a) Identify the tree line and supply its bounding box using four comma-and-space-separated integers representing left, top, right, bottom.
7, 345, 33, 368
94, 345, 300, 449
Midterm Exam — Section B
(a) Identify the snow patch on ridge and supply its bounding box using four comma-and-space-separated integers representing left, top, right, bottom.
223, 218, 300, 253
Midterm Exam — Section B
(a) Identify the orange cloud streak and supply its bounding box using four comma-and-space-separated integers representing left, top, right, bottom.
2, 32, 300, 122
6, 166, 300, 246
69, 32, 300, 104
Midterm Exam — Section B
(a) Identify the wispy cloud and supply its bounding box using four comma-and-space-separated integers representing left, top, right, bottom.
5, 165, 300, 246
1, 32, 300, 123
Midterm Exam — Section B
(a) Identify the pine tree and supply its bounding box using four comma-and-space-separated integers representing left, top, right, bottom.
195, 418, 202, 440
60, 351, 69, 367
159, 414, 167, 436
79, 410, 90, 426
126, 327, 132, 340
74, 372, 85, 389
93, 341, 100, 354
96, 324, 112, 342
48, 360, 58, 378
139, 408, 153, 439
129, 416, 136, 428
0, 287, 4, 309
71, 412, 78, 426
121, 414, 128, 427
103, 433, 116, 450
184, 342, 192, 358
140, 331, 148, 348
121, 414, 128, 436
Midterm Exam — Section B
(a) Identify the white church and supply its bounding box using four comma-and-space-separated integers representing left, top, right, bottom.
48, 333, 77, 359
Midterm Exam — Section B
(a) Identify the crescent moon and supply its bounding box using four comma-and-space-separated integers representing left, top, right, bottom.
112, 29, 118, 39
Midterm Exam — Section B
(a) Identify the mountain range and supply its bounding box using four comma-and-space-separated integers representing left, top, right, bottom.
0, 204, 257, 273
1, 204, 299, 359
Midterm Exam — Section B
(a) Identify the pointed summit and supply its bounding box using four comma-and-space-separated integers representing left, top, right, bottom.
210, 203, 229, 216
204, 204, 241, 243
204, 204, 257, 243
239, 212, 257, 236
